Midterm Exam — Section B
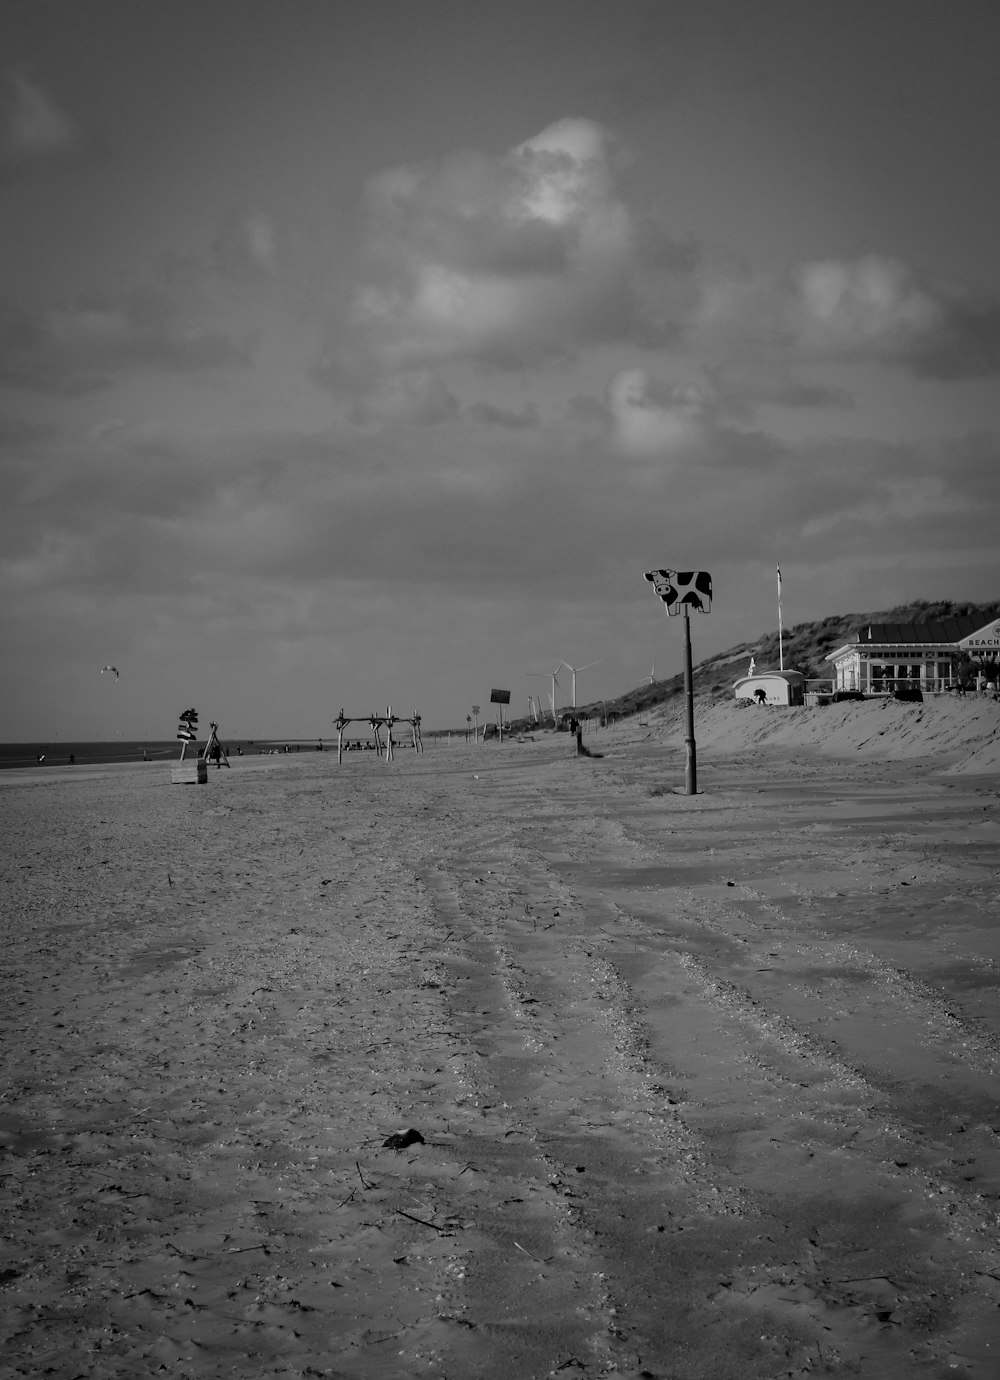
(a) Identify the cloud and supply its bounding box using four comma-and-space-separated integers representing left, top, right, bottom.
466, 399, 539, 429
800, 473, 966, 538
607, 368, 711, 457
0, 528, 89, 589
787, 254, 1000, 379
351, 118, 678, 371
684, 252, 1000, 404
792, 256, 943, 353
705, 357, 855, 418
2, 71, 82, 162
351, 370, 460, 426
3, 390, 997, 640
0, 291, 254, 394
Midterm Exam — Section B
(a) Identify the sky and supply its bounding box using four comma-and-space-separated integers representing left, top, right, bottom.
2, 0, 999, 740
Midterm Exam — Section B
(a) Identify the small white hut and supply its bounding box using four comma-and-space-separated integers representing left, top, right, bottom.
734, 670, 806, 706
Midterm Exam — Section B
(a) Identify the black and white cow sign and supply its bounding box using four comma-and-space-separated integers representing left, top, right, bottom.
644, 569, 712, 615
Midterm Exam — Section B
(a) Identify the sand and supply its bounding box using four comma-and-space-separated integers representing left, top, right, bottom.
2, 699, 999, 1379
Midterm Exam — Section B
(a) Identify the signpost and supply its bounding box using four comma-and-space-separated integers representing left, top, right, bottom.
644, 570, 712, 795
490, 689, 510, 743
472, 705, 480, 743
172, 707, 208, 784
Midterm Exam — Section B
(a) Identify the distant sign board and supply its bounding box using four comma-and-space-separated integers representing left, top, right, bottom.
490, 689, 511, 704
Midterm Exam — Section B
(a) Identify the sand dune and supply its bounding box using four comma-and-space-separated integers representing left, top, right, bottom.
649, 693, 1000, 774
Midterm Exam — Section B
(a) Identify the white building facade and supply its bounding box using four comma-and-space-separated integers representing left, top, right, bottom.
826, 615, 1000, 696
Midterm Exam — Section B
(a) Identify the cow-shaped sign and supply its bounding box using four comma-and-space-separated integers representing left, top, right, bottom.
644, 569, 712, 615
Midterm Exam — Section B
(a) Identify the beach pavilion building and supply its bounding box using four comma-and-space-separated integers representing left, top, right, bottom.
825, 614, 1000, 696
734, 669, 806, 705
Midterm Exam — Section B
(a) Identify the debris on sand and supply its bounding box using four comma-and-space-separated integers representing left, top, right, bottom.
383, 1128, 425, 1150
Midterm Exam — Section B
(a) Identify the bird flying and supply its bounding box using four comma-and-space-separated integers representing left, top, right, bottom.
101, 665, 119, 679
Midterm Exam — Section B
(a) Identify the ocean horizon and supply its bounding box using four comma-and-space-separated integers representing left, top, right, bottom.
0, 739, 334, 770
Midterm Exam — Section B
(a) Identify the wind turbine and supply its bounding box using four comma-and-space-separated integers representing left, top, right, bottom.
560, 659, 601, 709
528, 663, 563, 724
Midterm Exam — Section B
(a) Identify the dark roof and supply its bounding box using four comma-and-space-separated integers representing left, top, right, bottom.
862, 616, 988, 644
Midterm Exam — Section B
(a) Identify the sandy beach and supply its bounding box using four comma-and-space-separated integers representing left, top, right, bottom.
2, 698, 999, 1379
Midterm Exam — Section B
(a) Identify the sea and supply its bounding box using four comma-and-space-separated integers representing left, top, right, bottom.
0, 740, 327, 770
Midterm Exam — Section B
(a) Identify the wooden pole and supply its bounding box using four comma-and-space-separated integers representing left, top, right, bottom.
683, 605, 697, 796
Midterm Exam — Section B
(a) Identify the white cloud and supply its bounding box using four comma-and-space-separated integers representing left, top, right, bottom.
608, 368, 710, 457
791, 256, 943, 354
352, 118, 642, 370
514, 118, 615, 223
686, 252, 1000, 399
787, 254, 1000, 379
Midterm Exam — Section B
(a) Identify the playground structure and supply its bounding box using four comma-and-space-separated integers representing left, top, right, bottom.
333, 708, 423, 763
202, 723, 232, 768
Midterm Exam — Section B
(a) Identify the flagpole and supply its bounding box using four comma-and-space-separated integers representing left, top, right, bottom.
777, 563, 784, 671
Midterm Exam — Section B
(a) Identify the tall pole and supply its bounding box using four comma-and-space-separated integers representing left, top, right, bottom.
683, 606, 697, 796
777, 562, 784, 672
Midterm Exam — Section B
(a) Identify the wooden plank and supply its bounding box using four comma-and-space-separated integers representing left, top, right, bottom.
170, 760, 208, 785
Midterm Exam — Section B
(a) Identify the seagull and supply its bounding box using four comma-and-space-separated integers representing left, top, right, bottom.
101, 665, 119, 679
